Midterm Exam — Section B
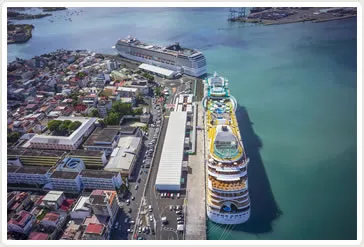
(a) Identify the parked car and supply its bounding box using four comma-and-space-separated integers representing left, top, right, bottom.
138, 227, 142, 233
148, 205, 153, 212
161, 193, 164, 198
128, 208, 132, 213
176, 205, 181, 210
176, 210, 182, 214
146, 226, 150, 234
170, 193, 174, 199
177, 217, 183, 221
177, 220, 184, 224
177, 193, 180, 199
127, 229, 132, 233
135, 184, 139, 190
149, 215, 153, 222
131, 196, 135, 200
124, 218, 129, 224
126, 199, 130, 205
169, 205, 173, 211
167, 193, 170, 197
142, 227, 146, 233
129, 220, 135, 224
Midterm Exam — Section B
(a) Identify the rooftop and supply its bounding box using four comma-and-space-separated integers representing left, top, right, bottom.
42, 212, 61, 222
42, 190, 64, 202
80, 169, 119, 179
83, 127, 120, 147
8, 165, 50, 175
50, 171, 79, 179
83, 214, 108, 226
8, 210, 33, 227
28, 116, 97, 146
139, 63, 176, 77
84, 223, 104, 235
7, 148, 66, 157
28, 232, 49, 240
68, 149, 104, 157
155, 111, 187, 188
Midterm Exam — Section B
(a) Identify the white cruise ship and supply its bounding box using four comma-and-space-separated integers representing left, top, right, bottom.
202, 72, 251, 224
115, 35, 207, 77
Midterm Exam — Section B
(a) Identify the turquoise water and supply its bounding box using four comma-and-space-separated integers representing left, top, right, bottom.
7, 8, 357, 240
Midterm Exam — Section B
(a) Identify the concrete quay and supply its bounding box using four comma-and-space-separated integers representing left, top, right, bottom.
185, 102, 207, 240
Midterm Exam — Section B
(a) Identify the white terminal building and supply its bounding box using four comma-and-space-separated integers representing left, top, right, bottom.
155, 111, 187, 191
28, 117, 97, 150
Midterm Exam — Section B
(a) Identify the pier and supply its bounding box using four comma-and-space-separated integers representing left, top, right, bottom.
185, 102, 207, 240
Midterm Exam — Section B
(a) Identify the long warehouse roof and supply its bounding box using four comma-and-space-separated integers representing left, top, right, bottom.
139, 63, 175, 77
155, 111, 187, 187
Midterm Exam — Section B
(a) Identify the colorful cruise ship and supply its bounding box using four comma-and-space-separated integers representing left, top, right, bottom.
202, 72, 250, 224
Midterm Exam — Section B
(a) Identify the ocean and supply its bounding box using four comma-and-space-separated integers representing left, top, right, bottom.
7, 7, 357, 240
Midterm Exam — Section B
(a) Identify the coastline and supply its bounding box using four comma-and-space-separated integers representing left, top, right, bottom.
229, 7, 357, 26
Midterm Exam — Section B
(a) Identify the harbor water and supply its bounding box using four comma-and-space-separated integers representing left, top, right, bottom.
7, 7, 357, 240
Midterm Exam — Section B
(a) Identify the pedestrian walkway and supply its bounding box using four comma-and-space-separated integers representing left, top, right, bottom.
185, 103, 206, 240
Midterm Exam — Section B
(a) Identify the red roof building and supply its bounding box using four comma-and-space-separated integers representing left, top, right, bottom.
28, 232, 49, 240
85, 223, 104, 235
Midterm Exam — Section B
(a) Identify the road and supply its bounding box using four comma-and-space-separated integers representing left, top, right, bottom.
111, 74, 193, 240
109, 98, 157, 240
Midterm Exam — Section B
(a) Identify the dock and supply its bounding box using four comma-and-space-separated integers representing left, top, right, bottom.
185, 102, 207, 240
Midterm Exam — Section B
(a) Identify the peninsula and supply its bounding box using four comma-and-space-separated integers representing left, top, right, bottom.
229, 7, 357, 25
7, 24, 34, 44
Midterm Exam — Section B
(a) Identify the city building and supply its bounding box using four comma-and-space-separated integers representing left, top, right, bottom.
40, 212, 66, 230
28, 117, 97, 150
155, 111, 187, 191
49, 171, 82, 192
28, 232, 49, 240
104, 136, 142, 179
96, 98, 112, 117
41, 191, 66, 211
56, 157, 86, 173
7, 192, 31, 213
7, 148, 65, 167
67, 150, 107, 169
88, 190, 118, 225
81, 223, 107, 240
138, 63, 178, 79
80, 170, 122, 191
70, 196, 91, 219
83, 127, 120, 154
7, 210, 35, 235
60, 220, 83, 240
7, 165, 52, 186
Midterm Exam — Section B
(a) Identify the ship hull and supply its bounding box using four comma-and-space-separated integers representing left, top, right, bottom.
117, 50, 207, 77
207, 207, 250, 225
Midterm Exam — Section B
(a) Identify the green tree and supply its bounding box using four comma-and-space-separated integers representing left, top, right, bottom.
98, 119, 106, 128
111, 101, 133, 116
48, 120, 62, 132
105, 112, 121, 125
7, 132, 20, 144
89, 109, 100, 118
68, 121, 82, 132
133, 108, 143, 115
